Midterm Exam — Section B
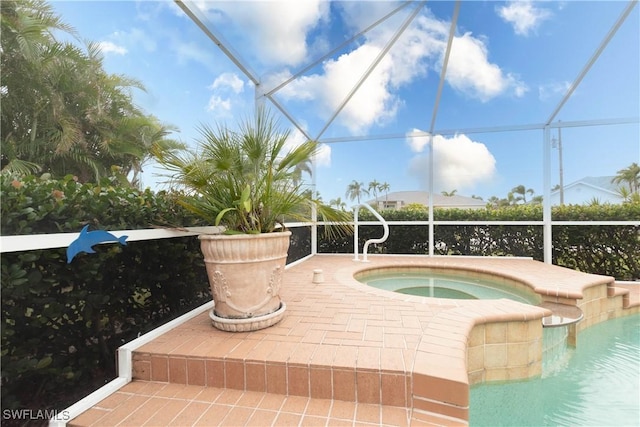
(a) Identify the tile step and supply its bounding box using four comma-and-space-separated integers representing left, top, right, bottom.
131, 351, 412, 407
68, 380, 414, 426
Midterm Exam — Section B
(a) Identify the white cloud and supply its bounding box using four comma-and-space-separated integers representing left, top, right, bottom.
206, 96, 232, 115
271, 13, 443, 135
97, 41, 127, 55
171, 39, 216, 68
407, 129, 431, 153
110, 28, 157, 53
538, 81, 572, 101
205, 73, 248, 118
180, 3, 528, 134
135, 1, 169, 22
337, 1, 405, 35
197, 1, 329, 67
406, 129, 497, 192
497, 1, 552, 36
315, 143, 332, 168
284, 127, 331, 169
127, 28, 157, 52
210, 73, 245, 94
305, 44, 399, 134
269, 8, 527, 134
447, 33, 528, 102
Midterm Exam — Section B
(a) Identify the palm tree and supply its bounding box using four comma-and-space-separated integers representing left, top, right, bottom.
441, 190, 457, 197
1, 1, 175, 185
1, 0, 80, 174
380, 182, 390, 203
614, 186, 640, 204
368, 180, 381, 200
612, 163, 640, 194
128, 117, 184, 189
345, 180, 368, 204
329, 197, 347, 211
510, 185, 535, 204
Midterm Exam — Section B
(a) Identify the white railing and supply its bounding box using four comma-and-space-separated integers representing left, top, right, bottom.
0, 226, 223, 253
352, 203, 389, 262
2, 220, 637, 257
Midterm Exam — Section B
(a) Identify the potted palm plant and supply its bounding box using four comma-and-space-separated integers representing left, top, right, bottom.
155, 109, 351, 331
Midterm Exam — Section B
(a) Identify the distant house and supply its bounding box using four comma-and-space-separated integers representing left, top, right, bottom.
550, 176, 622, 205
367, 190, 486, 210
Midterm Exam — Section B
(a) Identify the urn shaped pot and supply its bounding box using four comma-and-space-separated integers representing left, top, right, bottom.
199, 231, 290, 331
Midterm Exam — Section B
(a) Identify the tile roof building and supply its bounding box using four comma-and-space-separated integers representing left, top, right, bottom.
367, 191, 486, 210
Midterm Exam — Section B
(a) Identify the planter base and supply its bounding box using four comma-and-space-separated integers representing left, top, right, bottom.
209, 302, 286, 332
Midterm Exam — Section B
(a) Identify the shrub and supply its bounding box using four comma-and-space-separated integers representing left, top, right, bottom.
319, 204, 639, 280
1, 174, 210, 414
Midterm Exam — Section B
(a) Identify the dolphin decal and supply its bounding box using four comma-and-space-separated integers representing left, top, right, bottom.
67, 225, 128, 263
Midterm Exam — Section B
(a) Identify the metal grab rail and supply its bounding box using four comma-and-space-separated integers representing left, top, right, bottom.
353, 203, 389, 262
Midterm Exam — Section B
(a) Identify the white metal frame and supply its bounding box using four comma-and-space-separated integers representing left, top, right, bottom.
173, 0, 639, 264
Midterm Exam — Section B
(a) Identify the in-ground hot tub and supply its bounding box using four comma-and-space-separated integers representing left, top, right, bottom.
355, 266, 542, 305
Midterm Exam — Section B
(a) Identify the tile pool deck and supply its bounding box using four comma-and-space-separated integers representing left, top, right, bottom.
67, 255, 639, 427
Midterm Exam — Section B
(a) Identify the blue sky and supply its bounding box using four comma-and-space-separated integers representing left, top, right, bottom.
51, 1, 639, 203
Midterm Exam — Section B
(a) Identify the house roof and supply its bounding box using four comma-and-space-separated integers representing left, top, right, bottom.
552, 176, 620, 196
367, 190, 486, 208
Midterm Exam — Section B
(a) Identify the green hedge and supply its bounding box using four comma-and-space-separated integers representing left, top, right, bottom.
319, 204, 639, 280
552, 204, 640, 280
1, 174, 210, 414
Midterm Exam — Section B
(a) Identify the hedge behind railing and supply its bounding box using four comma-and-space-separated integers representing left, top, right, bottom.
1, 175, 213, 416
551, 204, 640, 278
319, 204, 639, 280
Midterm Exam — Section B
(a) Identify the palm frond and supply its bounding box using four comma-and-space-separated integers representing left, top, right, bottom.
1, 158, 42, 175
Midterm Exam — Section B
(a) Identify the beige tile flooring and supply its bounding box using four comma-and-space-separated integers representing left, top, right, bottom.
70, 382, 415, 427
68, 255, 637, 427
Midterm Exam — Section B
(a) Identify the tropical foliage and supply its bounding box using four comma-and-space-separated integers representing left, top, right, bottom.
486, 185, 543, 207
329, 196, 348, 210
612, 162, 640, 195
0, 173, 210, 414
0, 0, 181, 185
345, 180, 368, 204
154, 109, 352, 236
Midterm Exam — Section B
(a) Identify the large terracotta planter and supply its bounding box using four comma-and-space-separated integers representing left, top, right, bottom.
199, 231, 290, 331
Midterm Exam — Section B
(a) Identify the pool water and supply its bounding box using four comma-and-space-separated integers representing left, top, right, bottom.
356, 269, 539, 304
470, 314, 640, 426
396, 286, 477, 299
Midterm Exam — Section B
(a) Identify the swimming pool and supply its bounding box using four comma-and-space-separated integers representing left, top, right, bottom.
470, 314, 640, 426
355, 267, 540, 304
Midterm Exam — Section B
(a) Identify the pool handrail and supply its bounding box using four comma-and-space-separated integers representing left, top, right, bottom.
353, 203, 389, 262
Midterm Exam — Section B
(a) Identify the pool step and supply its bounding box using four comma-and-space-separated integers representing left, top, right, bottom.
130, 349, 413, 407
609, 283, 639, 309
410, 408, 468, 426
